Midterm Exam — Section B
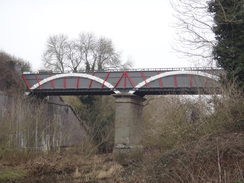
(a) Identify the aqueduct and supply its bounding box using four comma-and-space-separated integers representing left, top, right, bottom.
22, 67, 223, 160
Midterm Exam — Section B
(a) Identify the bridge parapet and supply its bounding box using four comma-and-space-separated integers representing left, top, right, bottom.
105, 67, 223, 72
22, 67, 223, 96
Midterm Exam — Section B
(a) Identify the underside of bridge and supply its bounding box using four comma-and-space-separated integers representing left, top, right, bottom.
28, 87, 221, 98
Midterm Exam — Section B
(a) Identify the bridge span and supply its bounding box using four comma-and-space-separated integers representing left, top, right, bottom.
22, 67, 222, 96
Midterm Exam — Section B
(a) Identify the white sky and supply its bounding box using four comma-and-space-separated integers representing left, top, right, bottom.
0, 0, 197, 71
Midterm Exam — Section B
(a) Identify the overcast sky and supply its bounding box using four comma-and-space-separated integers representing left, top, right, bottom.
0, 0, 197, 71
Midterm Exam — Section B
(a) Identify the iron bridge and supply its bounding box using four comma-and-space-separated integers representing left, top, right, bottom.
22, 67, 223, 96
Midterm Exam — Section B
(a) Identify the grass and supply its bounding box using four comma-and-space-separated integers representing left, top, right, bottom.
0, 168, 26, 182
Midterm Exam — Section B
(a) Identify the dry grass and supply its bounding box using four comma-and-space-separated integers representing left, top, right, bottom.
1, 150, 123, 182
96, 163, 124, 180
18, 152, 122, 182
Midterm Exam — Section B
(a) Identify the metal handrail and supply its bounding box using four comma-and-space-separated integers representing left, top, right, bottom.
105, 67, 223, 72
23, 67, 223, 74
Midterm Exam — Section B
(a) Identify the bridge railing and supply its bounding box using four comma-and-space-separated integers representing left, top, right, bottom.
23, 67, 223, 74
105, 67, 223, 72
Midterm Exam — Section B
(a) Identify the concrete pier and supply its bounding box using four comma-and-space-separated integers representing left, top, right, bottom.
112, 94, 145, 163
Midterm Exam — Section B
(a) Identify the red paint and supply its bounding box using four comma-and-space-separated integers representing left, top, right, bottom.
35, 74, 42, 89
114, 72, 135, 88
21, 74, 30, 89
140, 71, 149, 88
76, 77, 79, 88
174, 75, 177, 87
101, 72, 110, 88
113, 72, 125, 88
123, 74, 126, 88
63, 77, 66, 89
125, 72, 135, 88
157, 71, 163, 88
49, 73, 54, 89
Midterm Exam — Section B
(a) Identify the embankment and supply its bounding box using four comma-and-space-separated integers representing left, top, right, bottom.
0, 93, 88, 151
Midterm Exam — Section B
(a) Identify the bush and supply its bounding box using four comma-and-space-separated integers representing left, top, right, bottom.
133, 84, 244, 182
0, 51, 31, 94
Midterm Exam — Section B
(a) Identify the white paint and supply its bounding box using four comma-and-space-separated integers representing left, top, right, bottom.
129, 71, 220, 93
30, 73, 120, 93
29, 71, 219, 95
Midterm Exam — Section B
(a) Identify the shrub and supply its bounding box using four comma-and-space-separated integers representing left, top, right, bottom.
137, 84, 244, 182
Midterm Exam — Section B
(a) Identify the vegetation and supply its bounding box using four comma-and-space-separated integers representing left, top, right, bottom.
129, 88, 244, 182
1, 0, 244, 178
42, 32, 132, 153
1, 85, 243, 182
172, 0, 244, 89
0, 168, 26, 182
0, 51, 30, 93
171, 0, 216, 65
62, 95, 115, 153
42, 32, 132, 72
208, 0, 244, 90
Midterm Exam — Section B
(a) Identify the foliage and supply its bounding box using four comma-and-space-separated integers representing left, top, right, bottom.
62, 95, 115, 153
208, 0, 244, 90
134, 84, 244, 182
0, 168, 26, 181
0, 51, 31, 72
0, 51, 31, 93
143, 96, 209, 149
78, 96, 115, 153
143, 88, 244, 148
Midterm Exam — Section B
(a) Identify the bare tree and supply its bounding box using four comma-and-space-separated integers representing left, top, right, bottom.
42, 34, 69, 72
42, 32, 132, 72
66, 40, 83, 72
95, 37, 121, 71
76, 32, 127, 72
76, 33, 97, 72
171, 0, 216, 66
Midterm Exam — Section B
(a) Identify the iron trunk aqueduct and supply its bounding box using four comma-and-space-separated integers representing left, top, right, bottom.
22, 67, 223, 160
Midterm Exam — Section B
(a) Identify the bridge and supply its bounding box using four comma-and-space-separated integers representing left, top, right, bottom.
22, 67, 222, 96
22, 67, 223, 162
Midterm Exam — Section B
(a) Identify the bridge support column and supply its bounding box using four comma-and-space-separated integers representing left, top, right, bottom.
112, 94, 145, 164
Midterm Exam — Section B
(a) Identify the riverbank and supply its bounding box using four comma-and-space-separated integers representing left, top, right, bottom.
1, 132, 244, 183
0, 151, 123, 183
